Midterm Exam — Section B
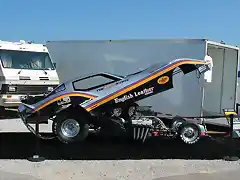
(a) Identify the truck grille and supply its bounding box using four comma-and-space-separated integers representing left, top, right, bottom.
0, 84, 57, 95
19, 76, 31, 80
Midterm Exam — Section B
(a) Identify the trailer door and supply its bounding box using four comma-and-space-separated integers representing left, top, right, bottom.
221, 48, 238, 110
203, 46, 224, 114
203, 44, 238, 115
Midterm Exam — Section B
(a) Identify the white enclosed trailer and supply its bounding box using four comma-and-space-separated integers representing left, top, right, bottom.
46, 39, 239, 123
236, 62, 240, 105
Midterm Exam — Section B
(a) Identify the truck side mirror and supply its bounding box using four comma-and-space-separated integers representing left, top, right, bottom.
53, 63, 56, 68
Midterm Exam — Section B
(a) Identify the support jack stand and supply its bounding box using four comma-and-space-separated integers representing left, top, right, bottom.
223, 138, 239, 161
223, 114, 239, 161
28, 114, 45, 162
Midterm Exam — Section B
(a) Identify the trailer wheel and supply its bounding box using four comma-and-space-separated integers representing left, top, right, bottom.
179, 123, 201, 145
52, 112, 89, 144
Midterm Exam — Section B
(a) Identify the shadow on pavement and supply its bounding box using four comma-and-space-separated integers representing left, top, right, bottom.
0, 109, 19, 120
0, 170, 42, 180
1, 132, 239, 160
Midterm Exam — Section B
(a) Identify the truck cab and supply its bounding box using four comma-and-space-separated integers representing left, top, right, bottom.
0, 40, 59, 114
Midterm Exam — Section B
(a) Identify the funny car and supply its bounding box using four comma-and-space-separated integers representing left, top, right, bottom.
18, 58, 211, 145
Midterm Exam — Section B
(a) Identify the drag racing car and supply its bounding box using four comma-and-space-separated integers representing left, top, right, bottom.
18, 58, 212, 145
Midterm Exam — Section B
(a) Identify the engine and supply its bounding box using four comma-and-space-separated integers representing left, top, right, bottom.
110, 104, 178, 142
130, 114, 171, 142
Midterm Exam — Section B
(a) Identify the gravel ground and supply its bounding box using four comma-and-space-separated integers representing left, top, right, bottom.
0, 159, 240, 180
1, 118, 240, 180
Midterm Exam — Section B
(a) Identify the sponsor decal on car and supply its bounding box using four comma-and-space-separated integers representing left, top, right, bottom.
57, 96, 71, 105
157, 76, 169, 84
114, 87, 154, 103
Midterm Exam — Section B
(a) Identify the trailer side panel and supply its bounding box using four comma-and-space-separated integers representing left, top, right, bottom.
47, 39, 207, 117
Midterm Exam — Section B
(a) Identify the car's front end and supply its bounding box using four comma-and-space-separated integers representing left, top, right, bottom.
17, 86, 63, 128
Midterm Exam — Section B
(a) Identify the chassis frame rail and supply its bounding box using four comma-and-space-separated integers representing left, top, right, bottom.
17, 104, 240, 141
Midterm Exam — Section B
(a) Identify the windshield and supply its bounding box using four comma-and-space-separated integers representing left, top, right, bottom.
0, 49, 55, 70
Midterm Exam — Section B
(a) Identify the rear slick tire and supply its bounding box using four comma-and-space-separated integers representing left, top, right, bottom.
52, 112, 89, 144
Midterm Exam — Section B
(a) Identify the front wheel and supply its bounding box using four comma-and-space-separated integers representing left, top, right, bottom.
52, 112, 89, 144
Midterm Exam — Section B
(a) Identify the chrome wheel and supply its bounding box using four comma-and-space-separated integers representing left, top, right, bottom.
180, 125, 200, 144
60, 119, 80, 138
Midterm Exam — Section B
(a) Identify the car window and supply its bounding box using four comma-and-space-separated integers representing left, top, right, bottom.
72, 74, 118, 91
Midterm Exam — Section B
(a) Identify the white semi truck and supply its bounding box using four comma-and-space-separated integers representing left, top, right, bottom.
0, 40, 59, 115
46, 39, 239, 125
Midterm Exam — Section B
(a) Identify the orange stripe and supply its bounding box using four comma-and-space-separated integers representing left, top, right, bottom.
86, 60, 206, 111
33, 93, 96, 112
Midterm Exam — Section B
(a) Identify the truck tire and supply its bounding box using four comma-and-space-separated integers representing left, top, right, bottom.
52, 111, 89, 144
179, 123, 201, 145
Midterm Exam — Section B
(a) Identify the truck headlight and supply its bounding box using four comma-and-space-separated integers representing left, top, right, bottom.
48, 87, 54, 92
8, 86, 17, 92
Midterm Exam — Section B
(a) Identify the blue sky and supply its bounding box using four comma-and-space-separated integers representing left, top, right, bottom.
0, 0, 239, 45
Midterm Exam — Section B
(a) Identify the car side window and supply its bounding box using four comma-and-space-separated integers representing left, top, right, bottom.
72, 74, 116, 91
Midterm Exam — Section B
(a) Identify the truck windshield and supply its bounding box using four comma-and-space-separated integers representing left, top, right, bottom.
0, 49, 55, 70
